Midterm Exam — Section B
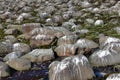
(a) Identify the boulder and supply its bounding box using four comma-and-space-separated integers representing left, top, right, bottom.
49, 54, 94, 80
57, 35, 78, 45
0, 61, 9, 77
89, 49, 120, 67
13, 43, 31, 54
6, 58, 31, 71
55, 44, 77, 57
4, 51, 23, 61
106, 73, 120, 80
21, 48, 54, 62
30, 34, 56, 48
74, 39, 98, 54
22, 23, 41, 33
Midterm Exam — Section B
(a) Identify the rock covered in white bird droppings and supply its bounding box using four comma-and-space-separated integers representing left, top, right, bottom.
4, 35, 17, 44
0, 61, 9, 77
13, 43, 31, 54
99, 36, 120, 49
49, 54, 94, 80
89, 49, 120, 67
106, 73, 120, 80
94, 20, 104, 26
21, 48, 54, 62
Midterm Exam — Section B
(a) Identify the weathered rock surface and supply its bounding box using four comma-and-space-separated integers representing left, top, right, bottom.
57, 35, 78, 45
21, 48, 54, 62
0, 41, 12, 56
106, 73, 120, 80
30, 34, 56, 48
89, 49, 120, 67
6, 58, 31, 71
0, 61, 9, 77
13, 43, 31, 54
49, 54, 94, 80
55, 44, 77, 57
4, 51, 23, 61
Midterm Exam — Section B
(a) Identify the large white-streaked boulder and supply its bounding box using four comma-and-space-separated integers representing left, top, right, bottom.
55, 44, 77, 57
0, 61, 9, 77
21, 48, 54, 62
30, 34, 56, 48
89, 49, 120, 67
106, 73, 120, 80
57, 35, 78, 45
49, 54, 94, 80
13, 43, 31, 54
6, 58, 31, 71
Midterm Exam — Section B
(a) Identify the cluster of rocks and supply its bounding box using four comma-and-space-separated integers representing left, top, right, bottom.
0, 0, 120, 80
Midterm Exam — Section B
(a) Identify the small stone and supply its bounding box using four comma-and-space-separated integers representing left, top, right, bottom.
94, 20, 104, 26
114, 27, 120, 34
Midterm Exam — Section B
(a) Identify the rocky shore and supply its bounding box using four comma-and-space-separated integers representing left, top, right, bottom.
0, 0, 120, 80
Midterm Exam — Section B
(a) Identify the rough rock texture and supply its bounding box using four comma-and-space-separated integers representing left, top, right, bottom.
21, 48, 54, 62
4, 51, 23, 61
30, 34, 56, 48
6, 58, 31, 71
13, 43, 31, 54
89, 49, 120, 67
0, 41, 12, 56
55, 44, 77, 57
0, 61, 9, 77
106, 73, 120, 80
49, 54, 94, 80
57, 34, 78, 45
